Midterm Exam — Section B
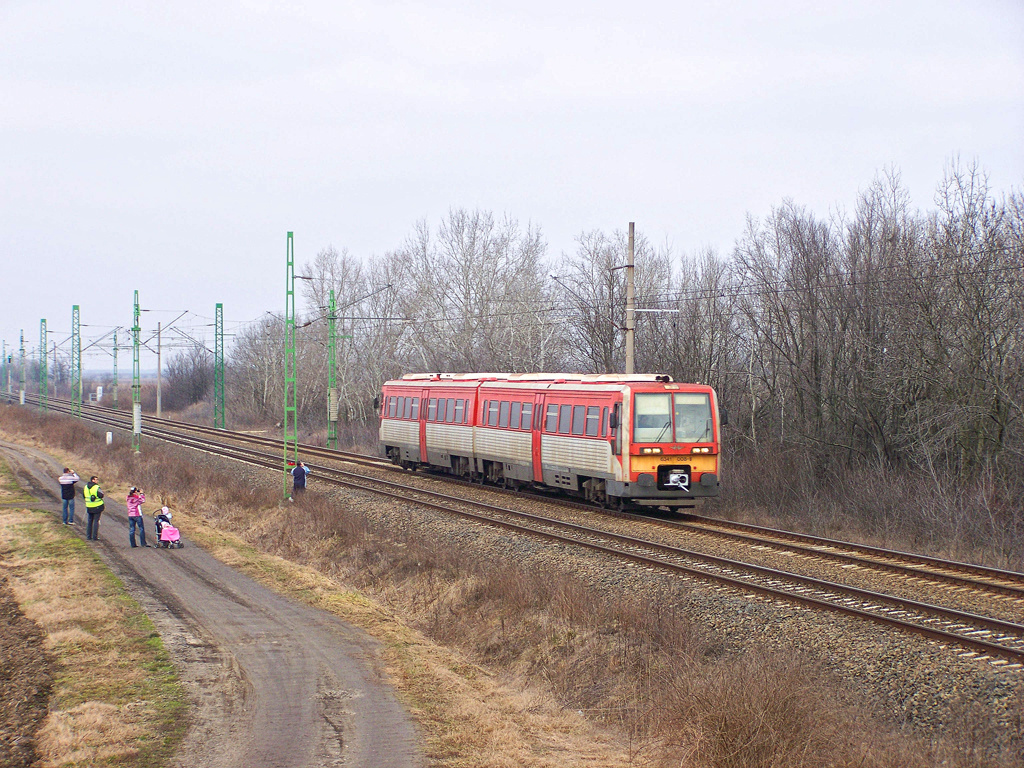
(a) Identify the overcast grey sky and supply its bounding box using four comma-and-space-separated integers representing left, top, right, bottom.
2, 0, 1022, 368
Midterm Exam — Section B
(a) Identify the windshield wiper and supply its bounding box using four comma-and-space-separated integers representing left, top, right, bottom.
653, 420, 672, 443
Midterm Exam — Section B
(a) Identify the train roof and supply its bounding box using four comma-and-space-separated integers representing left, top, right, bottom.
397, 373, 675, 383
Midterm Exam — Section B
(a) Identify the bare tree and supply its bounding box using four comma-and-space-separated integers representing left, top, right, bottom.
164, 342, 212, 411
391, 209, 553, 373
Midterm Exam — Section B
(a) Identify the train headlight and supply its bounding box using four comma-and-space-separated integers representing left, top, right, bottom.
641, 447, 663, 454
692, 447, 711, 454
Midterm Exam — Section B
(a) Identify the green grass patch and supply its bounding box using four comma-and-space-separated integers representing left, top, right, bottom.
0, 458, 33, 502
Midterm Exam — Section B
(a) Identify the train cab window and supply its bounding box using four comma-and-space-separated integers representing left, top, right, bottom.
488, 400, 500, 427
428, 398, 437, 421
571, 405, 585, 435
585, 406, 600, 437
411, 397, 419, 419
558, 404, 573, 434
545, 404, 558, 432
634, 393, 673, 442
498, 401, 510, 428
523, 402, 534, 430
674, 393, 712, 442
601, 406, 608, 437
510, 402, 522, 430
454, 399, 465, 424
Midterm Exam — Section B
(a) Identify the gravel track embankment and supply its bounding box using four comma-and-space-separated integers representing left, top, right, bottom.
280, 454, 1023, 745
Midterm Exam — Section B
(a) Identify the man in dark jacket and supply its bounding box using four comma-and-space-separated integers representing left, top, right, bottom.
58, 468, 80, 525
290, 461, 310, 499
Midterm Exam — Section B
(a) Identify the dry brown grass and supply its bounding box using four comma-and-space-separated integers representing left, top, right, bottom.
0, 500, 186, 767
723, 449, 1024, 572
2, 405, 1021, 767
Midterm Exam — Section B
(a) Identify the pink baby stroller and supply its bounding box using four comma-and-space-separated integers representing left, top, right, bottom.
154, 507, 184, 549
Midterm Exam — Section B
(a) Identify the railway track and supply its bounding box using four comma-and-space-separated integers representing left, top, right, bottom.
8, 394, 1024, 667
22, 393, 1024, 604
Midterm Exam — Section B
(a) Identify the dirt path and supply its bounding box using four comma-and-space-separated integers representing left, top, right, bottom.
0, 440, 423, 768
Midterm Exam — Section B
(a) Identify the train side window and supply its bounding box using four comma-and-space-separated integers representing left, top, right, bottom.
601, 406, 608, 437
405, 397, 414, 419
498, 401, 510, 428
571, 405, 585, 435
545, 404, 558, 432
428, 398, 437, 421
396, 397, 405, 418
558, 404, 572, 434
524, 402, 534, 430
387, 397, 396, 418
510, 402, 522, 430
586, 406, 600, 436
454, 399, 465, 424
443, 398, 454, 423
488, 400, 499, 427
411, 397, 419, 419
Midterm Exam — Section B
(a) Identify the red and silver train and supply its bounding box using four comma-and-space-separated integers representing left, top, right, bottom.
379, 373, 724, 508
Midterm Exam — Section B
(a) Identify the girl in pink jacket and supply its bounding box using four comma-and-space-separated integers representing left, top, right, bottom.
127, 487, 149, 548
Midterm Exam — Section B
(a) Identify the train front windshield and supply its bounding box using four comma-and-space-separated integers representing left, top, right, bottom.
633, 393, 713, 443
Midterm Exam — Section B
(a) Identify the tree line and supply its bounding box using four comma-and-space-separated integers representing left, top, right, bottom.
156, 160, 1023, 559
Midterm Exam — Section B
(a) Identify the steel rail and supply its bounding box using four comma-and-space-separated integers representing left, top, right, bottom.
678, 513, 1024, 589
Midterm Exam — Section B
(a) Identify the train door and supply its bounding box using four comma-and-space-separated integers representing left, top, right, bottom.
610, 400, 623, 463
531, 391, 544, 482
419, 388, 428, 461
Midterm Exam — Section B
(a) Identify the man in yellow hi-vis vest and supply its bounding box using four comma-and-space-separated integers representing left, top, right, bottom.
83, 476, 105, 541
